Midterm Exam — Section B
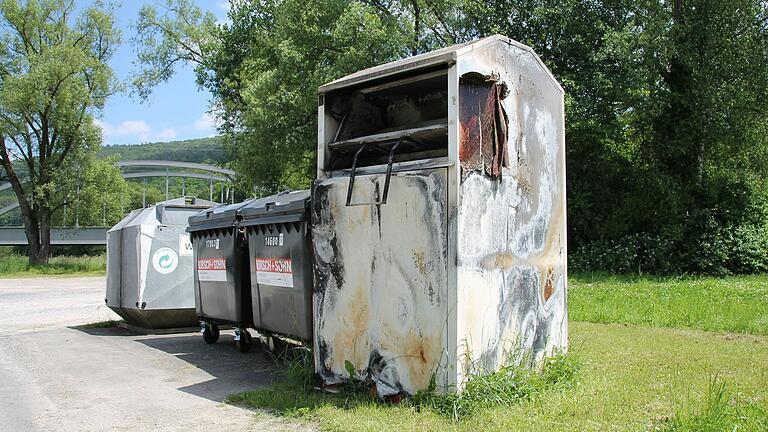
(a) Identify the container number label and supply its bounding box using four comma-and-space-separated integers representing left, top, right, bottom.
254, 258, 293, 287
264, 234, 283, 246
197, 258, 227, 282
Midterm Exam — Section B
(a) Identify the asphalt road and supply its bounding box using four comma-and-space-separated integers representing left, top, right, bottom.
0, 276, 304, 432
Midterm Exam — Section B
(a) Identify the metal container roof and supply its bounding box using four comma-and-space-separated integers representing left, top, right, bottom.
317, 34, 561, 94
108, 197, 217, 232
238, 190, 310, 224
187, 199, 256, 231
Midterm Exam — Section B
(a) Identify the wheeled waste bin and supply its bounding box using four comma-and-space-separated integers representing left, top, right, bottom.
239, 190, 313, 342
187, 200, 256, 352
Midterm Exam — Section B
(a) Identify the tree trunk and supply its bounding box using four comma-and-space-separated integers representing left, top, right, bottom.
0, 135, 49, 265
37, 207, 52, 265
21, 208, 50, 265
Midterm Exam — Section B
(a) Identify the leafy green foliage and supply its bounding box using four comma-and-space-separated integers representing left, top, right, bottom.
97, 137, 226, 164
467, 0, 768, 275
0, 0, 121, 263
48, 153, 129, 227
132, 0, 218, 99
132, 0, 768, 274
133, 0, 459, 194
209, 0, 410, 193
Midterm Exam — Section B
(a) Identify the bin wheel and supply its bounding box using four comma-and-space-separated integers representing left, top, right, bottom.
237, 329, 252, 353
203, 323, 220, 344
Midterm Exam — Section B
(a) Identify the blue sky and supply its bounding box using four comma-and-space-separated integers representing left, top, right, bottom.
94, 1, 230, 146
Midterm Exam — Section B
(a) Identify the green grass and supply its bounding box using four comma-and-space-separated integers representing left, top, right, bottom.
411, 351, 580, 421
229, 274, 768, 431
0, 253, 106, 277
229, 322, 768, 431
662, 377, 768, 431
570, 273, 768, 335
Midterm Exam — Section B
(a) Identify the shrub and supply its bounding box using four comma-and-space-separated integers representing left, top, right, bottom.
570, 221, 768, 276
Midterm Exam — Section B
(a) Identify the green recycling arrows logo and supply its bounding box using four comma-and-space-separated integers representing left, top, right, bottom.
152, 247, 178, 274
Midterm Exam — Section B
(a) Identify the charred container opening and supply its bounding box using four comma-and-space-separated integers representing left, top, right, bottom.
323, 68, 449, 170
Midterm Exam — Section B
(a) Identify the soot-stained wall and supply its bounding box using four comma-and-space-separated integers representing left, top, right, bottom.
455, 42, 567, 384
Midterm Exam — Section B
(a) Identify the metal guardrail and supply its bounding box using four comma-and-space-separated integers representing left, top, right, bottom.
0, 227, 108, 246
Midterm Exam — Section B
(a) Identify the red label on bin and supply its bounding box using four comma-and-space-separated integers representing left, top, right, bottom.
254, 258, 293, 287
197, 258, 227, 282
254, 258, 292, 273
197, 258, 226, 270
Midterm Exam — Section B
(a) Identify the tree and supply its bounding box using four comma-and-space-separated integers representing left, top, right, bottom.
133, 0, 768, 273
464, 0, 768, 274
133, 0, 457, 194
51, 154, 129, 228
0, 0, 120, 264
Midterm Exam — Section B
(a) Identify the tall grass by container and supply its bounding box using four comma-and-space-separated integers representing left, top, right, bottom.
0, 252, 105, 277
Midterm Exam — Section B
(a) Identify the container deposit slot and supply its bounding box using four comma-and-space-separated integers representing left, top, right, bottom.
324, 69, 449, 172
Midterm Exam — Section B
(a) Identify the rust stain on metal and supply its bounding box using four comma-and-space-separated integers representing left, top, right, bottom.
403, 330, 437, 389
413, 250, 427, 275
459, 72, 510, 179
329, 284, 371, 373
543, 267, 554, 302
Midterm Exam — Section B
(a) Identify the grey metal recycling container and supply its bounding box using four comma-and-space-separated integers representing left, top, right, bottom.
106, 197, 217, 329
239, 190, 312, 341
187, 200, 254, 333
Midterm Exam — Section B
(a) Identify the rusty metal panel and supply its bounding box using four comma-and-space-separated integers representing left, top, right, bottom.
458, 73, 509, 178
312, 169, 449, 396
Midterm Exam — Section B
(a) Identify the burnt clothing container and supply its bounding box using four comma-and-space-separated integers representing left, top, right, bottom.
312, 35, 568, 397
239, 190, 313, 341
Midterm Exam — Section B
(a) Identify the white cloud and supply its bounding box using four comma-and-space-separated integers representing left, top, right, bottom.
217, 0, 230, 11
117, 120, 151, 136
193, 113, 219, 136
157, 128, 177, 141
193, 113, 213, 131
95, 119, 177, 143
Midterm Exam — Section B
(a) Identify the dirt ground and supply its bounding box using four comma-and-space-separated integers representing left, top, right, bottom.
0, 276, 308, 432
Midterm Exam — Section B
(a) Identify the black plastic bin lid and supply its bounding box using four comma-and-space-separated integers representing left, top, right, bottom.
238, 190, 311, 226
187, 199, 257, 232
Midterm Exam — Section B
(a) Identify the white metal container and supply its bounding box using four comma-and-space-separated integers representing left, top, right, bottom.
312, 35, 567, 397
